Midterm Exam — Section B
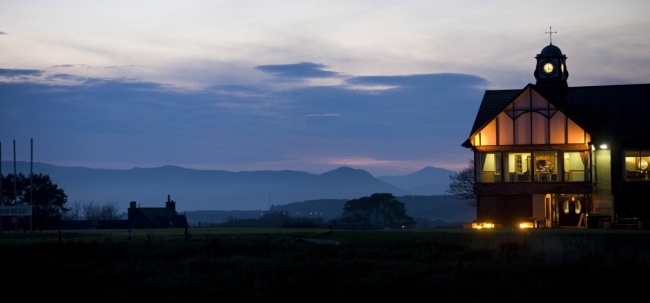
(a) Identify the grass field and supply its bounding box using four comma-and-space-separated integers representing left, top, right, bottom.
2, 227, 650, 302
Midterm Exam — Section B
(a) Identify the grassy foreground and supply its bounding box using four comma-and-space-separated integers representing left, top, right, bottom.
2, 227, 650, 302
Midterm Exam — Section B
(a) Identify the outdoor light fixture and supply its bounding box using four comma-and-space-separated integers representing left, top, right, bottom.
519, 222, 535, 229
472, 222, 495, 229
600, 144, 608, 149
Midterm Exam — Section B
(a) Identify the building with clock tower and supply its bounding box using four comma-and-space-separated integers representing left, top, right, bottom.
462, 34, 650, 229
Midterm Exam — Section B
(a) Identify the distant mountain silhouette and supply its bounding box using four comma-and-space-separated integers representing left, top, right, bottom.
377, 166, 455, 195
1, 161, 452, 212
296, 167, 409, 199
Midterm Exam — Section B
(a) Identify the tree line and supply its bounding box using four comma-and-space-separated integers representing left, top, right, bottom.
1, 173, 120, 229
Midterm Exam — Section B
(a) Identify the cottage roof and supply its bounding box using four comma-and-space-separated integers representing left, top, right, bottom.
131, 207, 188, 228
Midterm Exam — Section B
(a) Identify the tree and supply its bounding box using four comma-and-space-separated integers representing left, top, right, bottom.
1, 173, 69, 229
63, 201, 82, 220
447, 159, 476, 207
342, 196, 374, 225
341, 193, 415, 228
80, 201, 121, 220
381, 199, 414, 228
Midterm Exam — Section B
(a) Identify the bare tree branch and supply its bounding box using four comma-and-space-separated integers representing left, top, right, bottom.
446, 159, 476, 207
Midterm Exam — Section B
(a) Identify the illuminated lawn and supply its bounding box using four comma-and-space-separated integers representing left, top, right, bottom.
2, 227, 650, 302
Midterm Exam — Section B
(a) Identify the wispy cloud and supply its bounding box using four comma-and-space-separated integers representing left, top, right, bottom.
0, 68, 43, 77
256, 62, 339, 79
305, 113, 341, 117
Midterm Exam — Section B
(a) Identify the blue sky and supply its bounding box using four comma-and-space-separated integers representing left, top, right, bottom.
1, 0, 649, 176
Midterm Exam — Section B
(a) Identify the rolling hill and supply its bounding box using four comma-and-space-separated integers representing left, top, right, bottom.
2, 161, 457, 212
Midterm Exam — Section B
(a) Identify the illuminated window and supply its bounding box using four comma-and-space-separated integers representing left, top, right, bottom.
533, 151, 558, 182
498, 112, 513, 145
479, 119, 497, 146
563, 200, 569, 214
624, 150, 650, 182
564, 151, 590, 182
532, 112, 548, 144
575, 200, 581, 214
477, 152, 502, 183
549, 112, 566, 144
567, 119, 587, 143
474, 88, 590, 147
515, 112, 532, 144
505, 152, 531, 182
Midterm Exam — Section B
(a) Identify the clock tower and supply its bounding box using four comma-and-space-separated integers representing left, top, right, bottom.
534, 28, 568, 87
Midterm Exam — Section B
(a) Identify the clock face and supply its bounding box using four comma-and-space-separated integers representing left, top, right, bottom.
639, 159, 648, 170
542, 61, 555, 75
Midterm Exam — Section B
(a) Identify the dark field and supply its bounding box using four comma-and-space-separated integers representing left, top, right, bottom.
2, 227, 650, 302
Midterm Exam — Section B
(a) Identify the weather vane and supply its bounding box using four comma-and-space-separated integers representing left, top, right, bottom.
545, 26, 557, 45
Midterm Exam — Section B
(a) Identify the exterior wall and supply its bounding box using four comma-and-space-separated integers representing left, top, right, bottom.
474, 166, 594, 227
593, 148, 613, 218
610, 146, 650, 221
616, 184, 650, 221
476, 194, 532, 226
532, 194, 546, 225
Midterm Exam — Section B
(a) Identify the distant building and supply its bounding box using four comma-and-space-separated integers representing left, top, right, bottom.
60, 195, 188, 230
127, 195, 188, 229
462, 38, 650, 228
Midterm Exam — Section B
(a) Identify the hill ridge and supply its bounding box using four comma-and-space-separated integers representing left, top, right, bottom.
2, 161, 455, 212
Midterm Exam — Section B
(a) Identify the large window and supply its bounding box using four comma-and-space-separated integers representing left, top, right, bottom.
563, 151, 590, 182
476, 152, 502, 182
477, 151, 589, 183
505, 152, 531, 182
533, 151, 558, 182
624, 150, 650, 181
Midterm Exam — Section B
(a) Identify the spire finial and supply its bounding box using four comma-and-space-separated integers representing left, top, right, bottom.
545, 26, 557, 45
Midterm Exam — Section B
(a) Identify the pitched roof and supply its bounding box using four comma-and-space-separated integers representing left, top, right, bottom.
467, 89, 522, 136
464, 83, 650, 148
131, 207, 188, 228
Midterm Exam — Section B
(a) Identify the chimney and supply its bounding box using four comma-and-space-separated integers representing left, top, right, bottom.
128, 201, 137, 221
166, 195, 176, 212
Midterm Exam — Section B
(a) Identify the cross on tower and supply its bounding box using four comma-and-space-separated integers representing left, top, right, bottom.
545, 26, 557, 45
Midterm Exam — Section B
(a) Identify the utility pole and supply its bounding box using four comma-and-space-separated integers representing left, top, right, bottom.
13, 140, 16, 203
30, 138, 33, 233
1, 141, 3, 204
